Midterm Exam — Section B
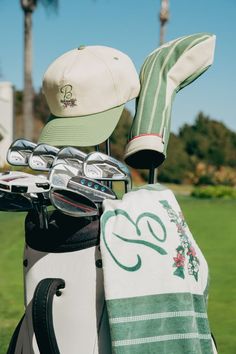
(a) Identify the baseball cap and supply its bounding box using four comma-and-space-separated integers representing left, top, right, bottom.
38, 45, 140, 147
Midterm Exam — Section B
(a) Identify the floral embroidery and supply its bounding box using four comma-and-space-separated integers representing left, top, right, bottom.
160, 200, 200, 281
61, 98, 77, 108
173, 249, 185, 268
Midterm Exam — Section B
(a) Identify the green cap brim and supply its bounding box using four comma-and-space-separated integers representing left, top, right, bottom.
38, 105, 124, 147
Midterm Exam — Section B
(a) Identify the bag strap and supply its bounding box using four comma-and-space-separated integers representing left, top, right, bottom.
6, 314, 25, 354
32, 278, 65, 354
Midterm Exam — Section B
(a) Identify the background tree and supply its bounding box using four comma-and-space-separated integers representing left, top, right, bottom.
158, 133, 191, 184
14, 88, 236, 186
179, 112, 236, 167
34, 88, 50, 124
110, 109, 133, 161
159, 0, 169, 45
20, 0, 58, 140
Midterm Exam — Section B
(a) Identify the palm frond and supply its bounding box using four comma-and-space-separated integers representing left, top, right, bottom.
39, 0, 59, 12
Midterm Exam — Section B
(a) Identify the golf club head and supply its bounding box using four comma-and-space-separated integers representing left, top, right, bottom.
7, 139, 37, 166
0, 171, 49, 194
68, 175, 117, 203
0, 171, 33, 192
0, 190, 33, 212
50, 187, 98, 217
49, 163, 79, 189
52, 146, 86, 172
28, 143, 59, 171
83, 151, 132, 191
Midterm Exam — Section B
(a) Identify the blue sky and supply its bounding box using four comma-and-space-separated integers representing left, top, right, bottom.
0, 0, 235, 133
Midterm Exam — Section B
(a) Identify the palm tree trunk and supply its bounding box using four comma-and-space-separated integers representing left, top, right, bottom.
159, 0, 169, 46
23, 9, 34, 140
160, 23, 166, 46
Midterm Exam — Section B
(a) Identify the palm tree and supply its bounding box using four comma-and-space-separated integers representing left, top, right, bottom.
159, 0, 169, 46
150, 0, 170, 183
20, 0, 58, 140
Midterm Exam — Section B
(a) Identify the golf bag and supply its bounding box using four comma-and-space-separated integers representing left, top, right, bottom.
7, 209, 111, 354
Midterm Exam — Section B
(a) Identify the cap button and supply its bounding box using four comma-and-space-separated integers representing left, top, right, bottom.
78, 45, 86, 50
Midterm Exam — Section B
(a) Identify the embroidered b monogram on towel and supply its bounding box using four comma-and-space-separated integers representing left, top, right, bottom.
101, 209, 167, 272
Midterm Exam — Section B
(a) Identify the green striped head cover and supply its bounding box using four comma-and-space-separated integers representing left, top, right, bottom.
124, 33, 216, 169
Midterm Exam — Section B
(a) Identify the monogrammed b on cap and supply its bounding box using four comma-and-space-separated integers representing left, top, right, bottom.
39, 45, 140, 146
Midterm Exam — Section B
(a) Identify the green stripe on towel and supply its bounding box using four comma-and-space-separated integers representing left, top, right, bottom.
110, 310, 207, 324
107, 293, 213, 353
111, 316, 211, 341
112, 334, 213, 354
106, 293, 208, 318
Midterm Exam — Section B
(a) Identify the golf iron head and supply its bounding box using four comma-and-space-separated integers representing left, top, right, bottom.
83, 151, 132, 192
28, 143, 59, 171
52, 146, 86, 172
68, 175, 117, 203
7, 139, 37, 166
49, 162, 101, 217
0, 172, 50, 229
0, 171, 50, 194
49, 163, 79, 189
50, 187, 98, 217
49, 163, 116, 203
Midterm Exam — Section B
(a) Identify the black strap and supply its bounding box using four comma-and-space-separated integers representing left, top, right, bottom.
6, 315, 25, 354
32, 278, 65, 354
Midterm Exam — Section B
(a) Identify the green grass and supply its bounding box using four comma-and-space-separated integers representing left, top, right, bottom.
0, 198, 236, 353
178, 197, 236, 354
0, 212, 25, 354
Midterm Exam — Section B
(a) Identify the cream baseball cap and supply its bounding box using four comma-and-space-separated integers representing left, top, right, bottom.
39, 45, 140, 146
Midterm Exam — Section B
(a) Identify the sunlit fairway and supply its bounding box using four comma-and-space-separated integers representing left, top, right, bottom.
0, 196, 235, 353
0, 212, 25, 354
178, 197, 236, 354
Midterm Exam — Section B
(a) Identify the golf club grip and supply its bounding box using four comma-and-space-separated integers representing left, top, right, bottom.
32, 278, 65, 354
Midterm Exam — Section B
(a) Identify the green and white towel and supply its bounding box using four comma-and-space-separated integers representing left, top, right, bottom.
100, 185, 217, 353
124, 33, 216, 169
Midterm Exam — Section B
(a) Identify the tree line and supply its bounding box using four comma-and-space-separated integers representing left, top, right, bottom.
14, 90, 236, 186
158, 112, 236, 186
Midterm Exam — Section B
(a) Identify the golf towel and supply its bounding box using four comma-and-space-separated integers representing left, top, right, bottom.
100, 184, 217, 353
124, 33, 216, 169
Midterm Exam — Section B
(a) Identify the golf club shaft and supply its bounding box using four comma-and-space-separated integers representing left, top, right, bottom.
105, 138, 112, 189
149, 165, 156, 184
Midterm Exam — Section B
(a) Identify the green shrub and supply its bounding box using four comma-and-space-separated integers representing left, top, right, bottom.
191, 185, 236, 199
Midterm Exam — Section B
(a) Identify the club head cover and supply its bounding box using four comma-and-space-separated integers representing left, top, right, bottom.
124, 33, 216, 169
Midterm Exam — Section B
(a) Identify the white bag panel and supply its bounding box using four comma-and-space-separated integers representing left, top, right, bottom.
23, 244, 111, 354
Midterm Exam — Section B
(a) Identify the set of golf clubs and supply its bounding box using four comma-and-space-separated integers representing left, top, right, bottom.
0, 139, 132, 227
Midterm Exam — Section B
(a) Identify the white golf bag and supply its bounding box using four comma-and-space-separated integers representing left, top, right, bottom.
7, 209, 111, 354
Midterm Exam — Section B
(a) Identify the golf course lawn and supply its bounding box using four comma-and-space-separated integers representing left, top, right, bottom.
0, 197, 235, 353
